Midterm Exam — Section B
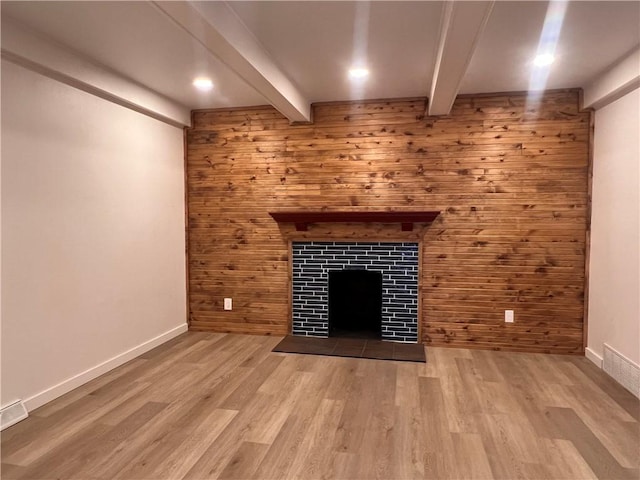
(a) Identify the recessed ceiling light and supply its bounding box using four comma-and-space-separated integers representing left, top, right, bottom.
348, 67, 369, 79
533, 54, 555, 67
193, 78, 214, 91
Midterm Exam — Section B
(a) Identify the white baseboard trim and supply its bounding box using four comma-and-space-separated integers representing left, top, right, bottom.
585, 347, 603, 368
23, 323, 188, 412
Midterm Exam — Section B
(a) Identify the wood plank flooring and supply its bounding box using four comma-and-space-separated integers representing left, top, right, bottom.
2, 332, 638, 479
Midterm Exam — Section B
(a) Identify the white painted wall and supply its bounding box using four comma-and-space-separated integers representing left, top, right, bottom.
587, 86, 640, 366
1, 59, 187, 411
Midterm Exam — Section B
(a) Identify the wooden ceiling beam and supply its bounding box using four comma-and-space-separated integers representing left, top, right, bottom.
153, 1, 312, 123
428, 1, 494, 116
1, 17, 190, 127
583, 46, 640, 110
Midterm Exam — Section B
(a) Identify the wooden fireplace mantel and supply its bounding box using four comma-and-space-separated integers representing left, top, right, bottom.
269, 210, 441, 232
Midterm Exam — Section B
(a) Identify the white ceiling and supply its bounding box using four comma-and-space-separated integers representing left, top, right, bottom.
227, 1, 442, 103
2, 1, 639, 117
460, 1, 640, 94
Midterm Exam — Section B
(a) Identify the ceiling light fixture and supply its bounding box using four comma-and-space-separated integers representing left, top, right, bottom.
193, 78, 214, 91
533, 53, 555, 67
348, 67, 369, 79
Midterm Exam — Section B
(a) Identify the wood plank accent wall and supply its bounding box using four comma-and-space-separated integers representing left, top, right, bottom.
186, 90, 591, 354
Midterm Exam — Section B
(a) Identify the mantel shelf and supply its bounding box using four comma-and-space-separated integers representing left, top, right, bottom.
269, 211, 440, 232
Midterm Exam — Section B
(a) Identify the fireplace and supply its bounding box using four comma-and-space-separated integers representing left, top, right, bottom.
291, 242, 419, 343
329, 269, 383, 339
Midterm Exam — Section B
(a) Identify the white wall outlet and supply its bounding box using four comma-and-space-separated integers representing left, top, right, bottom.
224, 298, 232, 311
505, 310, 514, 323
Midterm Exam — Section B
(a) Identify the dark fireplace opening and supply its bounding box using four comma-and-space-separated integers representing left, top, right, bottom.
329, 269, 382, 339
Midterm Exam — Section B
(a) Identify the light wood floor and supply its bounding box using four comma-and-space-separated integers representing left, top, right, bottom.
2, 332, 639, 480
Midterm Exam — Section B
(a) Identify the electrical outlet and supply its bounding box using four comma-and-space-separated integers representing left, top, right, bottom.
224, 298, 232, 310
505, 310, 514, 323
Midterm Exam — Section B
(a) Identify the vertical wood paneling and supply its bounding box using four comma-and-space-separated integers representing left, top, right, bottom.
186, 90, 591, 353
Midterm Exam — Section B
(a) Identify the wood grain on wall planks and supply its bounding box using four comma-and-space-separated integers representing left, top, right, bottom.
186, 90, 591, 354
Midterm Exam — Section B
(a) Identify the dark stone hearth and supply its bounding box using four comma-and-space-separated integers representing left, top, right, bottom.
273, 336, 426, 362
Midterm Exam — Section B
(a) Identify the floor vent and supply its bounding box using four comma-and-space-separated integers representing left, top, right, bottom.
1, 400, 29, 431
0, 400, 29, 430
603, 344, 640, 399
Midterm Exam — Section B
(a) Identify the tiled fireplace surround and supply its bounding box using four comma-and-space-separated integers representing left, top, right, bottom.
291, 242, 419, 343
